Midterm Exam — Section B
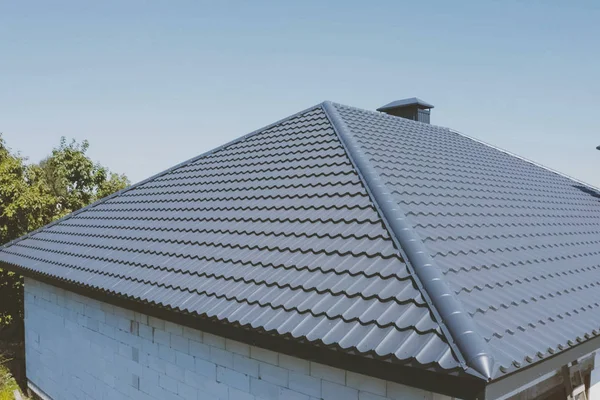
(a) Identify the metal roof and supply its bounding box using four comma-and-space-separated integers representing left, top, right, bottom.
0, 106, 459, 375
2, 100, 600, 394
331, 101, 600, 380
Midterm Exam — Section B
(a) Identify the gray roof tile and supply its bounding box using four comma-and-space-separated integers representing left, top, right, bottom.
5, 100, 597, 385
332, 102, 600, 379
0, 106, 457, 374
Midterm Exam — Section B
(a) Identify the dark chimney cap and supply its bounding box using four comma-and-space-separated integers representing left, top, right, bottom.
377, 98, 434, 124
377, 98, 434, 112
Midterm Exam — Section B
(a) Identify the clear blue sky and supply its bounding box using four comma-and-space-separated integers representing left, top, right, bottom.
1, 1, 599, 186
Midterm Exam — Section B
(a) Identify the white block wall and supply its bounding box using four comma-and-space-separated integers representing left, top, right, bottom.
24, 278, 450, 400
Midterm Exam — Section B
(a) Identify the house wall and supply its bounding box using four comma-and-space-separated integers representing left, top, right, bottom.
24, 278, 449, 400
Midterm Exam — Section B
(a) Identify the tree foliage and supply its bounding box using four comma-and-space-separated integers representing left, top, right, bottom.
0, 134, 129, 326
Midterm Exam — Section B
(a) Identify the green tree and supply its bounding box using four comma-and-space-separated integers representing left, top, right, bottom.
0, 140, 57, 245
39, 137, 129, 214
0, 134, 129, 326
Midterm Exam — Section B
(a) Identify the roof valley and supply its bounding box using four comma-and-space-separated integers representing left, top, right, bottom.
321, 101, 494, 380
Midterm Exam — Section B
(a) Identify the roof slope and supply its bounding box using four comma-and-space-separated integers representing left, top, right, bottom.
331, 102, 600, 379
4, 100, 599, 389
0, 105, 459, 372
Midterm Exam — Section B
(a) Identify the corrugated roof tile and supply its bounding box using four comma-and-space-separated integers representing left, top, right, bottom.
0, 105, 458, 375
332, 101, 600, 378
6, 100, 596, 384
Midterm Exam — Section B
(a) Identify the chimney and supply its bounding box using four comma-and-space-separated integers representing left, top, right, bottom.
377, 98, 434, 124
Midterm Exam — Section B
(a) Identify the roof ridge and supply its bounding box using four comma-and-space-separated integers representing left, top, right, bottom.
321, 101, 494, 380
0, 103, 324, 251
448, 127, 600, 192
330, 101, 598, 194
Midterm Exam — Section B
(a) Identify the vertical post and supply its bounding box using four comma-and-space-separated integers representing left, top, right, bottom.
564, 365, 575, 400
569, 360, 589, 400
589, 353, 600, 400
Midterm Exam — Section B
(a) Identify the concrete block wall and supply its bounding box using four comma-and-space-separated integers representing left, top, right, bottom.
24, 278, 450, 400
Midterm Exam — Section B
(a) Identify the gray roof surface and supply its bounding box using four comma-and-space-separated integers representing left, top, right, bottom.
0, 106, 458, 373
2, 100, 599, 384
332, 102, 600, 379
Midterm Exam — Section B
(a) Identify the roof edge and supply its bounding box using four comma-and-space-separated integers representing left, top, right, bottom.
10, 263, 482, 399
449, 127, 600, 192
0, 103, 324, 251
321, 101, 494, 380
